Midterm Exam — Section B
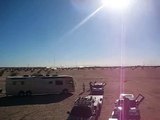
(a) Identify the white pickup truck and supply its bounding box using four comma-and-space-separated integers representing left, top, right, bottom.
86, 95, 103, 109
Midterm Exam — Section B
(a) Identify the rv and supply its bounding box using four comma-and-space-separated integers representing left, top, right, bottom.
6, 75, 75, 96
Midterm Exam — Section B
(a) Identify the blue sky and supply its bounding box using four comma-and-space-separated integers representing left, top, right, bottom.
0, 0, 160, 67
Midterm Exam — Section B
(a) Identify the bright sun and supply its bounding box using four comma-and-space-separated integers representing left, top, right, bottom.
101, 0, 132, 11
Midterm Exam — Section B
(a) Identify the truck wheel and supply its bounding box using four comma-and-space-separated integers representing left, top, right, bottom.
18, 91, 25, 97
63, 89, 68, 94
26, 91, 32, 96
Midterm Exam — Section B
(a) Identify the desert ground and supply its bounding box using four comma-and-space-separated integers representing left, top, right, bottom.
0, 67, 160, 120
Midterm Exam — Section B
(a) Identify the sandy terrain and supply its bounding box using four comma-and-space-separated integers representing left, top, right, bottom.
0, 67, 160, 120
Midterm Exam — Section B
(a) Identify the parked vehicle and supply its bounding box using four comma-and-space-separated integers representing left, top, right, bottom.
109, 93, 145, 120
90, 81, 106, 95
67, 96, 102, 120
6, 75, 75, 96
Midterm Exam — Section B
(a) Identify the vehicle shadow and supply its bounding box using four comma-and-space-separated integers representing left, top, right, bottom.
0, 93, 73, 107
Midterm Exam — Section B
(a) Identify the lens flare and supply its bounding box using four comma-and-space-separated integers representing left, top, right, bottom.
101, 0, 132, 11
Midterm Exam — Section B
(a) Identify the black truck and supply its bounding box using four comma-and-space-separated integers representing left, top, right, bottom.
67, 96, 102, 120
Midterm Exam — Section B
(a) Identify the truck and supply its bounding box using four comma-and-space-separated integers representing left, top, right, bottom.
90, 81, 106, 95
67, 96, 102, 120
89, 81, 106, 109
5, 75, 75, 96
109, 93, 145, 120
67, 81, 105, 120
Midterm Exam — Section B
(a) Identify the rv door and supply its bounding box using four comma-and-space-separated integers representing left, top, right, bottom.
66, 78, 75, 92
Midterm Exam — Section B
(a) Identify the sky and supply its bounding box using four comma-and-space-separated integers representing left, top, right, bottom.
0, 0, 160, 67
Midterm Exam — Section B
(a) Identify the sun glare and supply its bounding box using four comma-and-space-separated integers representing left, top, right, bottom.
101, 0, 132, 11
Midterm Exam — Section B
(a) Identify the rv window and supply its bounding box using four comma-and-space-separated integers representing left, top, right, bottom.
11, 78, 27, 80
49, 81, 53, 84
21, 81, 24, 85
55, 80, 63, 85
13, 81, 16, 85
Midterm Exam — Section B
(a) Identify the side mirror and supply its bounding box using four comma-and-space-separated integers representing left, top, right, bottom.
103, 82, 106, 86
67, 111, 70, 114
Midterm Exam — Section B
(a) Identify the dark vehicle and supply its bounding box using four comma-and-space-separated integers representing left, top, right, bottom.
109, 94, 145, 120
90, 82, 106, 95
67, 96, 101, 120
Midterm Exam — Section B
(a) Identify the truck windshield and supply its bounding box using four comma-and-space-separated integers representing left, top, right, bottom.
70, 106, 92, 118
93, 85, 103, 88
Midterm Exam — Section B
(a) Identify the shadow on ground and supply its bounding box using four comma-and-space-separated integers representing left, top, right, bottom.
0, 93, 73, 107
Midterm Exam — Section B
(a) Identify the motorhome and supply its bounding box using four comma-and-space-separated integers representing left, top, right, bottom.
6, 75, 75, 96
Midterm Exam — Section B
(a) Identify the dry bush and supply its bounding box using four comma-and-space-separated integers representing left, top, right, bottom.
37, 69, 42, 74
10, 71, 18, 76
46, 71, 51, 76
31, 73, 43, 77
0, 70, 5, 76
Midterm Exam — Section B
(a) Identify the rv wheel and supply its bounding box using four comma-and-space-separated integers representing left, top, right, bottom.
0, 88, 2, 93
18, 91, 25, 97
26, 91, 32, 96
63, 89, 68, 94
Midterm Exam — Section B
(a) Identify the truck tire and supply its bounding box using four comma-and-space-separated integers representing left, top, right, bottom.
18, 91, 25, 97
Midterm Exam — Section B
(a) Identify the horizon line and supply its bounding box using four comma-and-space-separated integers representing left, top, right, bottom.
1, 65, 160, 68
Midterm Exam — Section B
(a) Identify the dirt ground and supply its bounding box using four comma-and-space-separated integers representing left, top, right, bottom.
0, 67, 160, 120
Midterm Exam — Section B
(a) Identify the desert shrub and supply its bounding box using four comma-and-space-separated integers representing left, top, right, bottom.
31, 69, 34, 73
10, 72, 18, 76
31, 73, 43, 77
37, 69, 42, 73
0, 70, 5, 76
52, 72, 58, 76
46, 70, 50, 74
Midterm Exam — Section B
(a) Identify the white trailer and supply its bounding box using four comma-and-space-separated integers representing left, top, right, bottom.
6, 75, 75, 96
